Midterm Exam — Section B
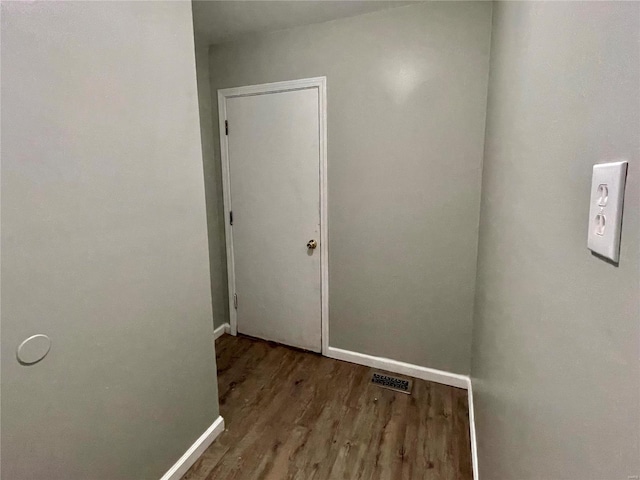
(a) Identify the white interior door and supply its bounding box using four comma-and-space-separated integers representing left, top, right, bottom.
224, 86, 322, 352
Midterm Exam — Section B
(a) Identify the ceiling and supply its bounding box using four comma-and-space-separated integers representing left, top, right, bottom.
192, 1, 416, 46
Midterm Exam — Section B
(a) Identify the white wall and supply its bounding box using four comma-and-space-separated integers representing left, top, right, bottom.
1, 2, 219, 478
206, 2, 493, 374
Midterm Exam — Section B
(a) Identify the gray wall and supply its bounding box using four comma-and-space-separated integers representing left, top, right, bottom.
194, 41, 230, 331
471, 2, 640, 479
206, 2, 492, 374
1, 2, 219, 479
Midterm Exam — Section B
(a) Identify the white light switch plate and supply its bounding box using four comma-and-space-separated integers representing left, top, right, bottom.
587, 161, 628, 262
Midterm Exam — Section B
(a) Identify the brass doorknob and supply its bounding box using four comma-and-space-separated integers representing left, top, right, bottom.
307, 239, 318, 249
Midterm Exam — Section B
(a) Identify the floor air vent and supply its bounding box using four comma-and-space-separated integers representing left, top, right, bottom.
371, 372, 412, 394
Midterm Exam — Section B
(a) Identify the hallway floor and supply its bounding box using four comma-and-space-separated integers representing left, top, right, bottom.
182, 334, 472, 480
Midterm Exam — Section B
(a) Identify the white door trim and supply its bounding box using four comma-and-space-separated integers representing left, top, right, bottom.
217, 77, 329, 354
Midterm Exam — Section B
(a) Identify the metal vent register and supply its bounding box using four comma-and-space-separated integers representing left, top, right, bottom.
371, 372, 413, 394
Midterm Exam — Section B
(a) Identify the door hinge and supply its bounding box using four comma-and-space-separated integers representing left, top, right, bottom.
225, 120, 228, 135
233, 293, 238, 309
229, 211, 233, 225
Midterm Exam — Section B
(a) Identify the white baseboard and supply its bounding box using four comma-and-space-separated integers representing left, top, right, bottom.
213, 323, 230, 340
325, 346, 469, 390
467, 378, 479, 480
160, 415, 225, 480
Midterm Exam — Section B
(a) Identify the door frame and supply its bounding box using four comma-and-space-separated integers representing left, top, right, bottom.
217, 77, 329, 354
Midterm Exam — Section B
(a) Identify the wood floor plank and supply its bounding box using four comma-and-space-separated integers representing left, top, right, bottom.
453, 392, 473, 479
182, 334, 472, 480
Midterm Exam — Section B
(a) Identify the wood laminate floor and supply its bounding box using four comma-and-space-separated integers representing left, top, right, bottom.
183, 334, 472, 480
